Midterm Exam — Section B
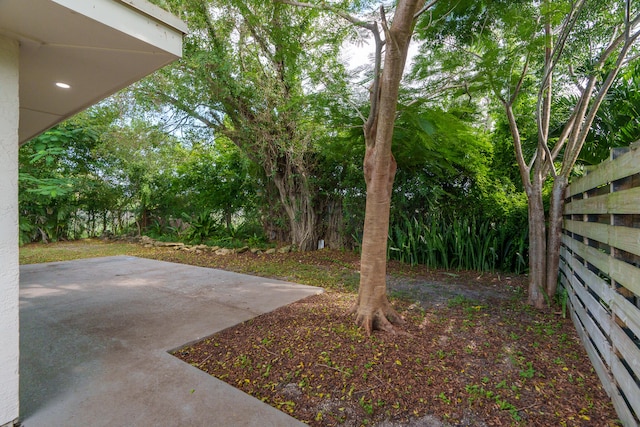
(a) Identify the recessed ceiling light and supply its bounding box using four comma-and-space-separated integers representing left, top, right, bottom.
55, 82, 71, 89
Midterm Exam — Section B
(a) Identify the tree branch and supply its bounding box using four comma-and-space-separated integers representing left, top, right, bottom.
563, 28, 640, 174
510, 56, 530, 105
276, 0, 385, 144
347, 98, 368, 123
567, 64, 585, 92
536, 0, 586, 177
155, 92, 219, 130
276, 0, 375, 30
414, 0, 439, 20
380, 5, 390, 36
537, 12, 553, 176
527, 150, 538, 173
243, 16, 275, 65
561, 0, 640, 176
364, 21, 384, 142
548, 110, 577, 164
503, 101, 531, 189
548, 0, 586, 70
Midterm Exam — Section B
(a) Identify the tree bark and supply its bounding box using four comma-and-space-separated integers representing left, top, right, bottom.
545, 175, 568, 298
318, 197, 344, 249
526, 183, 547, 309
355, 147, 402, 333
353, 0, 425, 334
272, 160, 318, 251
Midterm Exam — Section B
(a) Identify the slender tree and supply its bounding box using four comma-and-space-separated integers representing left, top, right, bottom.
414, 0, 640, 307
281, 0, 438, 332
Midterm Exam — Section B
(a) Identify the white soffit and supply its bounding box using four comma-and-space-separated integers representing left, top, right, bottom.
0, 0, 187, 144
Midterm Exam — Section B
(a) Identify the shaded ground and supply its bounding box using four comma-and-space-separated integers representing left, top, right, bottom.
21, 241, 619, 425
163, 249, 619, 427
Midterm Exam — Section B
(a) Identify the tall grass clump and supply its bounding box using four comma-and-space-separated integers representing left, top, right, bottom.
388, 214, 528, 273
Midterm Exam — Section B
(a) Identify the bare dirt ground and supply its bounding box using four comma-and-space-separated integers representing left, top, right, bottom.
163, 248, 620, 427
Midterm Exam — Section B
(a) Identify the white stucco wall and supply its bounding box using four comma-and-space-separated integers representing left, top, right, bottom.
0, 35, 20, 426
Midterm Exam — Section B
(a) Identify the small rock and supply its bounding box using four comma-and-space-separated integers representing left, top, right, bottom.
236, 246, 249, 254
265, 248, 276, 254
375, 414, 449, 427
280, 383, 302, 398
154, 241, 185, 248
215, 248, 233, 256
278, 245, 292, 254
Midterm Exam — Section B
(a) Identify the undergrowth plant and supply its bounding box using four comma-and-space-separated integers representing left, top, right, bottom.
387, 214, 528, 273
182, 211, 218, 243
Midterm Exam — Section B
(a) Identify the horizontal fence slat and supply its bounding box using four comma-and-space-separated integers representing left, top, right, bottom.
567, 147, 640, 197
566, 294, 615, 396
561, 235, 640, 298
565, 278, 638, 427
561, 245, 614, 305
566, 272, 612, 365
611, 226, 640, 259
571, 309, 637, 427
564, 220, 640, 258
565, 186, 640, 215
610, 321, 640, 387
608, 381, 639, 427
613, 293, 640, 344
564, 219, 608, 244
611, 356, 640, 423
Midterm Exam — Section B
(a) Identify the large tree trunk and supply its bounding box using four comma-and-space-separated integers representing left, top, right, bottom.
526, 181, 547, 309
503, 101, 551, 308
545, 175, 568, 298
354, 148, 403, 332
353, 0, 425, 334
526, 174, 569, 308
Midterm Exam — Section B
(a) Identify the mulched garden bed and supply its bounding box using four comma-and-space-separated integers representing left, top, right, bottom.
169, 249, 619, 426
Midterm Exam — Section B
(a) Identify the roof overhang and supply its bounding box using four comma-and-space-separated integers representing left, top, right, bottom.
0, 0, 187, 144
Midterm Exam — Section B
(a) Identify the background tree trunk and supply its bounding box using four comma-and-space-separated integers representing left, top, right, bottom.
272, 159, 317, 251
315, 196, 345, 249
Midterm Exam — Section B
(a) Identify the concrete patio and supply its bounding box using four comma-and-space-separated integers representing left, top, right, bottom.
19, 256, 321, 426
2, 2, 187, 423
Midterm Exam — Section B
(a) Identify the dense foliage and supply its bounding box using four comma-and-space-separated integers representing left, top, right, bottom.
18, 0, 640, 276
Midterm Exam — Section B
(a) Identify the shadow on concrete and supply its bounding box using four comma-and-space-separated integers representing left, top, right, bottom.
20, 256, 321, 426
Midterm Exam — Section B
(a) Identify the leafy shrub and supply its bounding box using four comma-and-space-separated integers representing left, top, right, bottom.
388, 214, 528, 273
182, 212, 218, 243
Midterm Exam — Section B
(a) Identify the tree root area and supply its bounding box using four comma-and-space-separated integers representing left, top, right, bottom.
174, 291, 617, 427
352, 300, 405, 335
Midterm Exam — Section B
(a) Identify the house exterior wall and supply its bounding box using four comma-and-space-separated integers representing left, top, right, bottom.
0, 34, 20, 427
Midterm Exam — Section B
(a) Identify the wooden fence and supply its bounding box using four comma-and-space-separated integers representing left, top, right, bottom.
560, 144, 640, 426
